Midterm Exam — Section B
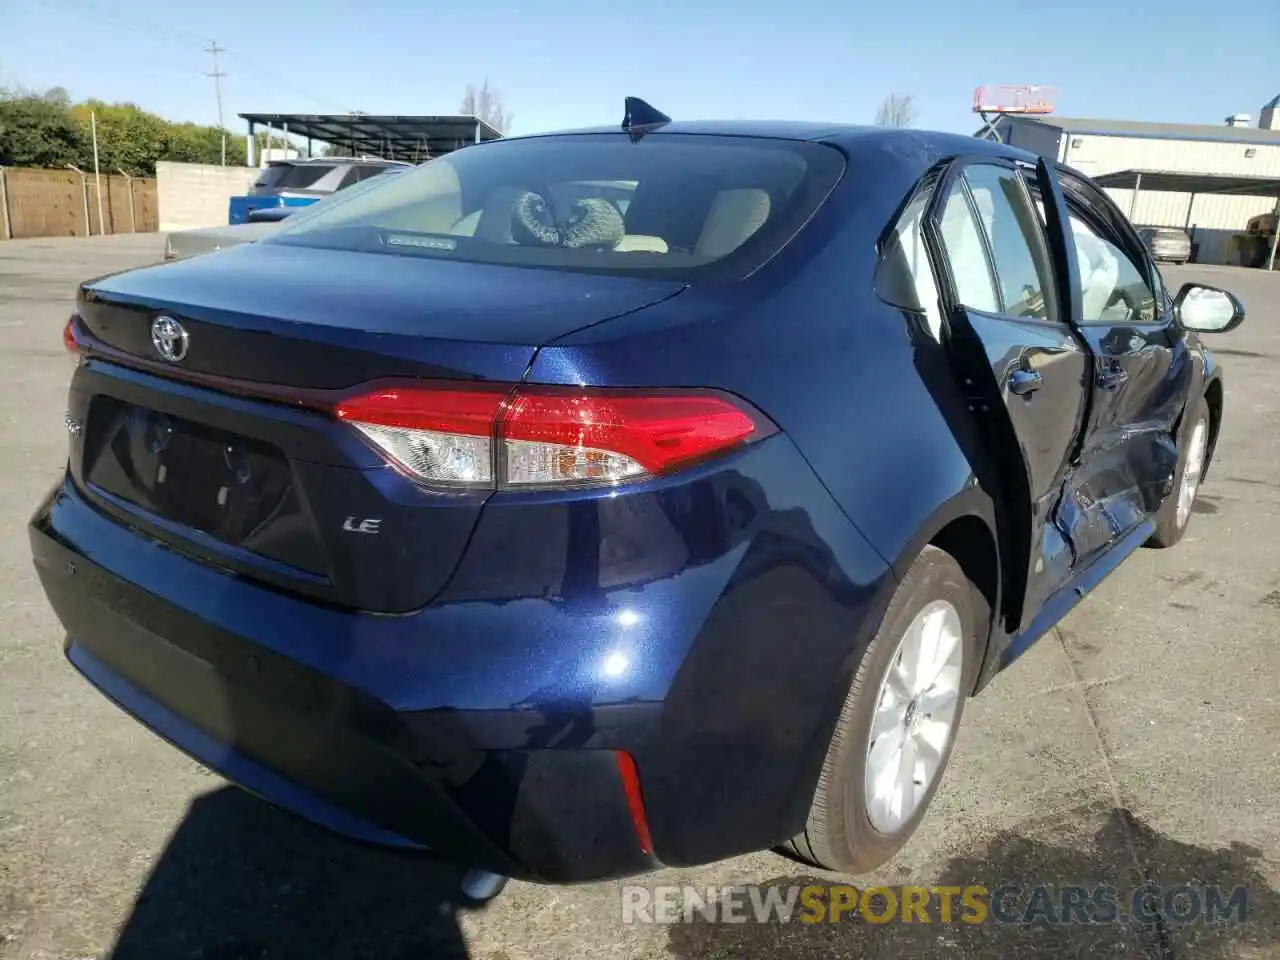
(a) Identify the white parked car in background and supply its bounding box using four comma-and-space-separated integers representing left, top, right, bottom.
1137, 226, 1192, 265
164, 165, 410, 261
164, 218, 287, 261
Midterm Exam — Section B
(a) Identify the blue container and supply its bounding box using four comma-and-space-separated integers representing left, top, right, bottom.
228, 195, 318, 225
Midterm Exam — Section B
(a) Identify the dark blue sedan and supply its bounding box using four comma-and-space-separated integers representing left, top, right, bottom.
31, 102, 1244, 894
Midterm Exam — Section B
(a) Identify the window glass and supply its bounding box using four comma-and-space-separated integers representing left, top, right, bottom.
337, 166, 364, 191
876, 185, 944, 340
358, 164, 396, 181
937, 182, 1000, 313
1068, 214, 1157, 324
267, 134, 845, 280
252, 163, 293, 189
962, 165, 1056, 321
277, 164, 335, 189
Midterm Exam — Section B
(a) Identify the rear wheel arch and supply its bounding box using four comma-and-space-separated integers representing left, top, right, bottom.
890, 493, 1001, 685
929, 515, 998, 681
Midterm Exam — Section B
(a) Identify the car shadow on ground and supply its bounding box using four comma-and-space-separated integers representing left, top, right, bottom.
668, 803, 1280, 959
107, 786, 479, 960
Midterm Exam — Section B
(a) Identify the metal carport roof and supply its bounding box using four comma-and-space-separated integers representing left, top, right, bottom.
1092, 169, 1280, 269
238, 113, 503, 161
1092, 169, 1280, 196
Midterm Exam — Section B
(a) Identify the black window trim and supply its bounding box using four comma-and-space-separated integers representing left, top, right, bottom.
871, 165, 947, 315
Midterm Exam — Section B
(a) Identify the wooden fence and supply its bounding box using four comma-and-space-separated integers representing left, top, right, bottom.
0, 167, 159, 239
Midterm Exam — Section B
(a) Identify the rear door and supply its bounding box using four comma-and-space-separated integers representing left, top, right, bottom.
926, 158, 1090, 627
1049, 168, 1190, 561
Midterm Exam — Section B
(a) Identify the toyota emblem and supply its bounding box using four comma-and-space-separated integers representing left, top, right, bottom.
151, 316, 189, 363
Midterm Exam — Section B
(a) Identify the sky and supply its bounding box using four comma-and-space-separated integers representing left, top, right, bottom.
4, 0, 1279, 141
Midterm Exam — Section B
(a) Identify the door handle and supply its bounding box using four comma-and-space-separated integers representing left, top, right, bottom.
1097, 367, 1128, 390
1008, 369, 1042, 396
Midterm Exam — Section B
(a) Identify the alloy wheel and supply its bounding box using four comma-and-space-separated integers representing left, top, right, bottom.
863, 599, 965, 835
1176, 418, 1209, 529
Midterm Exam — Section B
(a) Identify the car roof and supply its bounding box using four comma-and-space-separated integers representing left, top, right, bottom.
494, 120, 1033, 166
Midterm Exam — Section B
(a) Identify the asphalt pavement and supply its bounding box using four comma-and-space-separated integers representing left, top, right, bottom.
0, 235, 1276, 959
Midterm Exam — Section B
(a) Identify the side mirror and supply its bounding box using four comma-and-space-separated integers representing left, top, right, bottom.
1175, 283, 1244, 333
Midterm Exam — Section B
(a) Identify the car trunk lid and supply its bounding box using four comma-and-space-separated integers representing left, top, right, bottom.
69, 244, 686, 612
79, 242, 686, 387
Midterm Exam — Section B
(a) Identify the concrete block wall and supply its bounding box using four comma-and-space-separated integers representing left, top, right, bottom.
156, 162, 258, 232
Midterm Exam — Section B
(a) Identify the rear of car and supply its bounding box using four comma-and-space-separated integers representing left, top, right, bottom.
248, 158, 407, 199
232, 159, 409, 223
170, 167, 412, 260
31, 130, 878, 881
1139, 226, 1192, 263
164, 221, 281, 260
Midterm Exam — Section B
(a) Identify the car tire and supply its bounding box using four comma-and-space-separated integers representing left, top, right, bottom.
786, 545, 982, 874
1147, 399, 1211, 549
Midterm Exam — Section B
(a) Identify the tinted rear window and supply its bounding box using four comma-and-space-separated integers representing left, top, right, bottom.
338, 164, 402, 190
276, 164, 336, 189
266, 134, 845, 279
252, 163, 294, 188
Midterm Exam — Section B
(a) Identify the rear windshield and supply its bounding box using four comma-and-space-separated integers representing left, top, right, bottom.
252, 163, 294, 189
275, 164, 336, 190
265, 134, 845, 279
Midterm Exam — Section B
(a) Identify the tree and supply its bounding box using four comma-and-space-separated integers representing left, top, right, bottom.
1, 86, 247, 174
70, 100, 173, 175
0, 89, 88, 168
166, 122, 249, 167
875, 93, 917, 129
460, 79, 512, 134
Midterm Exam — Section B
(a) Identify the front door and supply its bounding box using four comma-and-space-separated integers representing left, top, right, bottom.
1052, 169, 1190, 561
926, 158, 1089, 629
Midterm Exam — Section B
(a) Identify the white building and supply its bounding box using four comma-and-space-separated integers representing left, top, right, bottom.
990, 94, 1280, 264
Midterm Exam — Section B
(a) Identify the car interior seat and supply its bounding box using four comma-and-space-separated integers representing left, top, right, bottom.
695, 189, 772, 259
448, 186, 535, 243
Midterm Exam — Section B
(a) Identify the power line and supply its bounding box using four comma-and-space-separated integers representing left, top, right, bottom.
204, 41, 227, 165
37, 0, 348, 115
1, 35, 193, 79
38, 0, 210, 46
220, 52, 349, 113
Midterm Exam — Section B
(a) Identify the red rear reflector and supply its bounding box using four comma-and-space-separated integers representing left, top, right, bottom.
615, 751, 654, 856
63, 316, 81, 354
332, 381, 775, 490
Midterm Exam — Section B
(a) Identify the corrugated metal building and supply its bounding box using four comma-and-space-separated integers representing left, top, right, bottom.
989, 94, 1280, 264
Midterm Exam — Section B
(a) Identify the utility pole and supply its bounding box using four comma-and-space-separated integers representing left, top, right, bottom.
204, 41, 228, 165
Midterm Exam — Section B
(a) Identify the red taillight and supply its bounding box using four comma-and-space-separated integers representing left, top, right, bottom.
334, 384, 511, 487
332, 381, 774, 490
501, 389, 763, 483
63, 315, 82, 354
334, 384, 510, 436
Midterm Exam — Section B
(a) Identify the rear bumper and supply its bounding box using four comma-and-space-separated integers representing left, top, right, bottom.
30, 430, 892, 881
31, 480, 658, 883
1150, 243, 1191, 261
